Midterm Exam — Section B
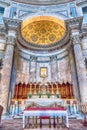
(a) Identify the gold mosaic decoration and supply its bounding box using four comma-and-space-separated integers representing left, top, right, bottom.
21, 16, 66, 45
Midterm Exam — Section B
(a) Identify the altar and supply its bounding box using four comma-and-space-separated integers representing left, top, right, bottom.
23, 107, 69, 129
22, 98, 69, 129
26, 98, 64, 107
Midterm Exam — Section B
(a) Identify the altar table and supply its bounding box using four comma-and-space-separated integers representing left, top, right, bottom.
23, 107, 69, 128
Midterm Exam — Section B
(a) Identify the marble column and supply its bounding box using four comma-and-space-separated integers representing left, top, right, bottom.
0, 30, 16, 114
68, 46, 80, 100
66, 17, 87, 102
72, 34, 87, 102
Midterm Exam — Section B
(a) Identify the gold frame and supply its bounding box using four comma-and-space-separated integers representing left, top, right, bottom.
40, 67, 48, 78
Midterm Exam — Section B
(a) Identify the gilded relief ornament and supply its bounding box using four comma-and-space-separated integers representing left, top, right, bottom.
21, 16, 66, 45
49, 34, 56, 42
31, 34, 38, 42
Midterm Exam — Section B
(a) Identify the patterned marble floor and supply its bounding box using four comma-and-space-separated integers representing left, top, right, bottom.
0, 119, 87, 130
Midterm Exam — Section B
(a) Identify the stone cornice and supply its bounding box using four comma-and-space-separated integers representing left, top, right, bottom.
12, 0, 75, 6
76, 0, 87, 6
3, 17, 22, 32
16, 48, 68, 61
0, 0, 10, 6
81, 32, 87, 38
65, 17, 83, 31
82, 23, 87, 31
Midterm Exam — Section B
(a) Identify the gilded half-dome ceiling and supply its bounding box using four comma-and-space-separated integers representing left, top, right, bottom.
21, 16, 66, 46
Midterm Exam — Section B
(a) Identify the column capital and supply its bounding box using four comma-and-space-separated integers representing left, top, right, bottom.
6, 35, 16, 46
65, 17, 83, 31
3, 17, 22, 32
30, 56, 37, 61
49, 56, 53, 62
49, 56, 57, 62
71, 35, 81, 45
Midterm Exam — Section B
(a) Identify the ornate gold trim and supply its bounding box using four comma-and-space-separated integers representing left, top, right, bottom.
21, 16, 66, 45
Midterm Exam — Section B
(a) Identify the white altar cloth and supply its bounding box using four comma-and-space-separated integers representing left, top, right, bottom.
26, 98, 63, 107
23, 108, 69, 128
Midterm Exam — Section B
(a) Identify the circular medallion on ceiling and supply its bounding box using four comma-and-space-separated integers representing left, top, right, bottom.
21, 16, 66, 46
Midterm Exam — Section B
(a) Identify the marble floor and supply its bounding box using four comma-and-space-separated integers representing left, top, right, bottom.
0, 118, 87, 130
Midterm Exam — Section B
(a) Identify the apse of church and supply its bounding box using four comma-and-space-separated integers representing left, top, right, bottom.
12, 51, 73, 99
14, 53, 71, 84
0, 0, 87, 115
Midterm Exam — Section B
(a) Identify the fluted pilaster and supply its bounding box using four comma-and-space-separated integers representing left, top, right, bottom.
72, 34, 87, 102
68, 46, 80, 100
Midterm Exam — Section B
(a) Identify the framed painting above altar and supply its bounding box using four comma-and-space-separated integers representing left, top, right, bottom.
40, 67, 48, 78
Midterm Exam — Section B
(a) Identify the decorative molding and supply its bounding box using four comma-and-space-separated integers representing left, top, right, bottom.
65, 17, 83, 31
0, 0, 10, 7
3, 17, 22, 31
18, 51, 68, 62
72, 35, 80, 45
50, 56, 57, 61
30, 56, 37, 61
12, 0, 75, 6
6, 35, 16, 46
0, 26, 6, 34
81, 24, 87, 38
76, 0, 87, 6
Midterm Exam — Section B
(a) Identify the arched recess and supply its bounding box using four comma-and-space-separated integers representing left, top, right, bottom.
17, 15, 70, 54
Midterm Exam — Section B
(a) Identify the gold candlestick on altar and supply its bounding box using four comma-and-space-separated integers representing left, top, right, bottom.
39, 84, 41, 93
30, 83, 32, 93
47, 85, 49, 93
56, 83, 59, 93
51, 83, 54, 94
56, 83, 60, 98
34, 83, 37, 94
